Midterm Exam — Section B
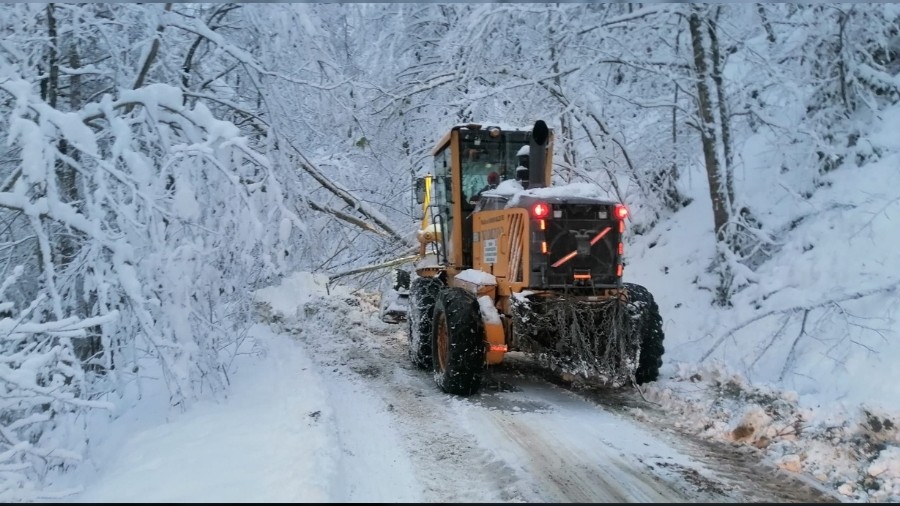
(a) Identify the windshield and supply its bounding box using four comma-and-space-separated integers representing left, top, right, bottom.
458, 129, 529, 205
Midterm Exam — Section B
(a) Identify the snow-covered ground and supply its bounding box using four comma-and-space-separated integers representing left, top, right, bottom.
51, 266, 898, 503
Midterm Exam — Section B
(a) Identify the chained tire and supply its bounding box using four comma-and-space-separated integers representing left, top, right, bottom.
624, 282, 665, 384
431, 287, 485, 396
407, 276, 443, 369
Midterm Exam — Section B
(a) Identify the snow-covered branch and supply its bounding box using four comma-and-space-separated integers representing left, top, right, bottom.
700, 281, 900, 362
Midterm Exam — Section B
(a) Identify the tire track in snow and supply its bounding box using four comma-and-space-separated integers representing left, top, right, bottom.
276, 291, 840, 503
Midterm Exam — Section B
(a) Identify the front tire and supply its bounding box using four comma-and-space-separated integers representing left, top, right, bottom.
624, 282, 665, 384
407, 276, 443, 369
431, 287, 485, 396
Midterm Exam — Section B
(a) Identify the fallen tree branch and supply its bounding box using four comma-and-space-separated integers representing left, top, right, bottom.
778, 309, 809, 381
304, 201, 389, 237
327, 254, 419, 285
700, 280, 900, 362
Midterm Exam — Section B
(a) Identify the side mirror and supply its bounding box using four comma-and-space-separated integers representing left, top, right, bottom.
415, 176, 427, 204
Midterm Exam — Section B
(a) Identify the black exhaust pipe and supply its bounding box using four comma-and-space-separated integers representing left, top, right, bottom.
529, 120, 549, 189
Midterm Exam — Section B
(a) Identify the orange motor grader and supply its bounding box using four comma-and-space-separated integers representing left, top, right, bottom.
404, 120, 664, 396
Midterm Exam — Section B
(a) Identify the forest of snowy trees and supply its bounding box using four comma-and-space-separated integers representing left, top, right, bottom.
0, 3, 898, 499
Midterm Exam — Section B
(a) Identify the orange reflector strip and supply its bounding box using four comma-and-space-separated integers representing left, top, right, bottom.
619, 221, 625, 233
541, 241, 548, 254
551, 250, 578, 268
618, 242, 624, 255
539, 219, 546, 231
574, 273, 591, 280
617, 264, 623, 277
487, 344, 508, 352
590, 226, 612, 245
553, 227, 612, 268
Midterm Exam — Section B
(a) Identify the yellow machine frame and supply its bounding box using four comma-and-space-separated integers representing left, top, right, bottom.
414, 124, 555, 365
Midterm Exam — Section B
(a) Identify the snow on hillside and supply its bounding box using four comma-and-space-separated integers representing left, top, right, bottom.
625, 103, 900, 503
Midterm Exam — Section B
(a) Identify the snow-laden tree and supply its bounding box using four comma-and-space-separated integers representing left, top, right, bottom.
1, 2, 899, 499
685, 3, 900, 304
0, 265, 116, 501
0, 4, 312, 498
369, 3, 897, 309
367, 4, 693, 236
201, 3, 419, 286
0, 67, 309, 498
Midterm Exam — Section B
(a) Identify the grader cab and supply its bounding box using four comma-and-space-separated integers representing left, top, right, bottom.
401, 120, 664, 396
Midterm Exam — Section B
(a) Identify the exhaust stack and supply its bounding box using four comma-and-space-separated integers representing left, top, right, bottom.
528, 120, 549, 189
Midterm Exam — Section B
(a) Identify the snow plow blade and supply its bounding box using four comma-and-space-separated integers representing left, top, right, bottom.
379, 289, 409, 323
379, 269, 411, 324
325, 255, 417, 324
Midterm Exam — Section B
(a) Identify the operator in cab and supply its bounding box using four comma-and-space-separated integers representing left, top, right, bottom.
469, 171, 500, 204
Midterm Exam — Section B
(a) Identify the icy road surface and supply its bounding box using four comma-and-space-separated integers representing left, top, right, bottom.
70, 288, 842, 503
288, 294, 841, 503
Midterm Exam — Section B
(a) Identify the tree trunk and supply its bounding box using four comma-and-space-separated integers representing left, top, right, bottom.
689, 7, 735, 306
134, 3, 172, 90
549, 25, 576, 185
707, 8, 735, 206
44, 4, 59, 107
756, 4, 777, 44
68, 46, 104, 371
689, 9, 730, 238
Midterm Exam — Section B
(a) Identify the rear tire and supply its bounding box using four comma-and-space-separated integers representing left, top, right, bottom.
431, 287, 485, 396
624, 282, 665, 384
407, 276, 443, 369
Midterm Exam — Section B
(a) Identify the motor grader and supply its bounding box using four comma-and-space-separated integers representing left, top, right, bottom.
399, 120, 664, 396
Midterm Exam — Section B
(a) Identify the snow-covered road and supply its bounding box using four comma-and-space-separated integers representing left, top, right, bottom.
292, 292, 840, 503
65, 278, 843, 503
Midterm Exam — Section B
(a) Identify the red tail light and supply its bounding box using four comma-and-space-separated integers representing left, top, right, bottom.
614, 204, 628, 220
532, 202, 550, 219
